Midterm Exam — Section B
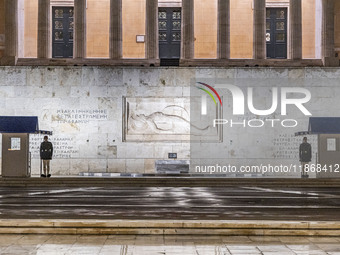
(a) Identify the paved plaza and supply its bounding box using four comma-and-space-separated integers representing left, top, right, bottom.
1, 178, 340, 252
0, 234, 340, 255
1, 182, 340, 221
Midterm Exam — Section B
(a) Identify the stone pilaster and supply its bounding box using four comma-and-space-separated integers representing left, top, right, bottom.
322, 0, 338, 66
146, 0, 158, 60
74, 0, 86, 59
181, 0, 194, 60
290, 0, 302, 59
2, 0, 18, 65
109, 0, 122, 59
253, 0, 266, 59
37, 0, 50, 59
218, 0, 230, 59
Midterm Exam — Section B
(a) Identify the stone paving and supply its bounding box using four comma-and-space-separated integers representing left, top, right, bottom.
1, 185, 340, 220
0, 234, 340, 255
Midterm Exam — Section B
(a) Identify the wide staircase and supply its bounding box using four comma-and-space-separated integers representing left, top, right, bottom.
1, 177, 340, 236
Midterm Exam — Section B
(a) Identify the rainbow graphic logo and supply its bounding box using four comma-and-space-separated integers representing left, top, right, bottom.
196, 82, 222, 115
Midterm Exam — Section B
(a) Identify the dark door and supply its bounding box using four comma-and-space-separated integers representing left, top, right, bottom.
52, 7, 74, 58
159, 8, 181, 66
266, 8, 287, 59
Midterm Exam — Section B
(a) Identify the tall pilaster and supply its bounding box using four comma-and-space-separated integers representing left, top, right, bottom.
2, 0, 18, 65
322, 0, 337, 66
37, 0, 50, 59
290, 0, 302, 59
110, 0, 122, 59
74, 0, 86, 59
218, 0, 230, 59
253, 0, 266, 59
181, 0, 194, 60
146, 0, 158, 60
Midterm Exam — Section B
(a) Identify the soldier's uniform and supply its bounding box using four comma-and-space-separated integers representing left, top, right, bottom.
299, 141, 311, 177
40, 140, 53, 177
299, 142, 311, 163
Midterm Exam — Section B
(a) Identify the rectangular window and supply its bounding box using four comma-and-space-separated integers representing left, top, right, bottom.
10, 138, 21, 151
327, 138, 336, 151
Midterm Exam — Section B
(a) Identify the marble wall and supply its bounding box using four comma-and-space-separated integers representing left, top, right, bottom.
191, 68, 340, 177
0, 67, 339, 176
0, 67, 191, 175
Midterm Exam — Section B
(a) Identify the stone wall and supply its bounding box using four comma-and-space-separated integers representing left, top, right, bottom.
190, 68, 340, 177
0, 67, 339, 176
0, 66, 191, 175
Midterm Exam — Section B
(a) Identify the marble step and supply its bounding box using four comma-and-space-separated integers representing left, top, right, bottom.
1, 177, 340, 187
0, 219, 339, 236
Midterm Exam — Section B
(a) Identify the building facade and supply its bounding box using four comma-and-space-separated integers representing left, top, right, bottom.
0, 0, 340, 177
0, 0, 339, 66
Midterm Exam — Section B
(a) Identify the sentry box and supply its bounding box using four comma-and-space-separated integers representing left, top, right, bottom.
296, 117, 340, 178
0, 116, 52, 178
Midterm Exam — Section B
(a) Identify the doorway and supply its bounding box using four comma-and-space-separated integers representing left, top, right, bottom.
158, 8, 181, 66
266, 8, 287, 59
52, 7, 74, 58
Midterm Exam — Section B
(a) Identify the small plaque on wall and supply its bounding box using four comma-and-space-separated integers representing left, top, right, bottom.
136, 35, 145, 43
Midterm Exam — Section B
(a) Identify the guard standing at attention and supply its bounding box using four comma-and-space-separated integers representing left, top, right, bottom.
40, 136, 53, 178
299, 136, 312, 178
